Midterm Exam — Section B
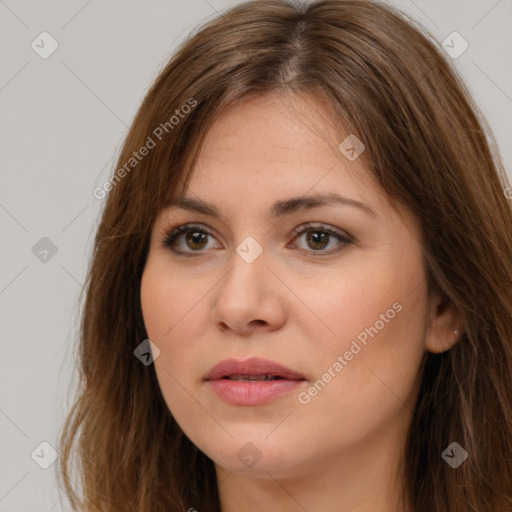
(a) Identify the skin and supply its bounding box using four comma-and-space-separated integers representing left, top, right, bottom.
140, 92, 461, 512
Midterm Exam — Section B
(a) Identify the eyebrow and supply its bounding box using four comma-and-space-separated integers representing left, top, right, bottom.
165, 193, 377, 219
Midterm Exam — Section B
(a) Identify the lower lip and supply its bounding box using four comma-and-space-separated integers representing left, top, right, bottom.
207, 378, 305, 405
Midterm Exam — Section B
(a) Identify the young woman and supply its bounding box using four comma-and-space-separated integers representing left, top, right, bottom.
57, 1, 512, 511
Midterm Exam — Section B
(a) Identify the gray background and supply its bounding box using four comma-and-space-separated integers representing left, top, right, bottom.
0, 0, 510, 510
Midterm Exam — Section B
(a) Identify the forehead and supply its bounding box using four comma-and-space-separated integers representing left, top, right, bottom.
175, 93, 386, 215
196, 92, 345, 164
190, 93, 374, 192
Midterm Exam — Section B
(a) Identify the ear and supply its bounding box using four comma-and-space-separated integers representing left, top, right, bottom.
425, 290, 463, 354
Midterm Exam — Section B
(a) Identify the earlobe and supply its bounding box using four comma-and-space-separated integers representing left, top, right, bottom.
425, 292, 463, 354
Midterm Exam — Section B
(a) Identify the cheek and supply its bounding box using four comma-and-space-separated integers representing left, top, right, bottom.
140, 260, 206, 343
140, 270, 169, 342
304, 254, 427, 401
306, 262, 406, 349
140, 259, 216, 390
324, 240, 426, 341
140, 262, 208, 421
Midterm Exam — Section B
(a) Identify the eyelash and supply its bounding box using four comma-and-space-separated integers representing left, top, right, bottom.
159, 222, 353, 258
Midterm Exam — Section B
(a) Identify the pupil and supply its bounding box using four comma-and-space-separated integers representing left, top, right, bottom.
307, 231, 328, 250
187, 231, 207, 250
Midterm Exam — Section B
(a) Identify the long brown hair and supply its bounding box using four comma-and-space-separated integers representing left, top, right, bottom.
57, 1, 512, 510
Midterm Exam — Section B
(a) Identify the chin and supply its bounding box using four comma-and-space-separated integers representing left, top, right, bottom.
194, 431, 309, 477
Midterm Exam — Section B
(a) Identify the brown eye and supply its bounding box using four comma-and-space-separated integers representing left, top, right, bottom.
305, 230, 330, 250
161, 224, 219, 255
184, 231, 209, 250
290, 223, 352, 255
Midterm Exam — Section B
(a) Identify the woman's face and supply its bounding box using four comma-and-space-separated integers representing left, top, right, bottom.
140, 92, 451, 481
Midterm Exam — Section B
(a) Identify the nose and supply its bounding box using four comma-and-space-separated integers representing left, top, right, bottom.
210, 248, 287, 336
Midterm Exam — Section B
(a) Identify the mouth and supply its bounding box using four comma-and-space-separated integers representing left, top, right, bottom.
204, 357, 306, 405
204, 357, 306, 382
220, 375, 287, 381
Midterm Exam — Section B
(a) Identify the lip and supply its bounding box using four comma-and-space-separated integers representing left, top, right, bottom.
205, 357, 306, 406
205, 357, 305, 381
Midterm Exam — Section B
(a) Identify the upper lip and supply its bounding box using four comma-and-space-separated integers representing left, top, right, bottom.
205, 357, 305, 381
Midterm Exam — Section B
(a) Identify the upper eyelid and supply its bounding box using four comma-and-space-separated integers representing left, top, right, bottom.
162, 221, 349, 238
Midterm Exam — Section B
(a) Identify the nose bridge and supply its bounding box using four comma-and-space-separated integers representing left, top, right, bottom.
211, 237, 285, 333
220, 237, 268, 304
